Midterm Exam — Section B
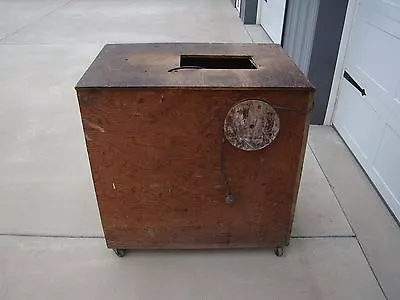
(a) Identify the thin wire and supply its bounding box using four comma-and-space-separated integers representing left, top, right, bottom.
219, 99, 314, 204
238, 98, 315, 114
220, 135, 234, 204
168, 66, 204, 72
272, 102, 314, 113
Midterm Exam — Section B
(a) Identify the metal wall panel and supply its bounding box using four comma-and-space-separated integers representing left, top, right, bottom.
240, 0, 258, 24
283, 0, 348, 124
282, 0, 320, 74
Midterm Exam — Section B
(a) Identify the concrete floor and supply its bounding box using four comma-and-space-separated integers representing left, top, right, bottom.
0, 0, 399, 299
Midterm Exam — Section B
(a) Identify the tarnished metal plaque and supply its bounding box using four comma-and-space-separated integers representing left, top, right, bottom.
224, 100, 280, 151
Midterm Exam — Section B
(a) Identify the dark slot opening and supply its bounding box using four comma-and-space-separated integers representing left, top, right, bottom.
180, 55, 257, 69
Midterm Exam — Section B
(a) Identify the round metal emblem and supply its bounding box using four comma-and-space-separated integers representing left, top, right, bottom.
224, 100, 280, 151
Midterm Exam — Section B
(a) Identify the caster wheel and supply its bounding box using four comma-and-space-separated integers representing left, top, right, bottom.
113, 248, 127, 257
274, 247, 285, 257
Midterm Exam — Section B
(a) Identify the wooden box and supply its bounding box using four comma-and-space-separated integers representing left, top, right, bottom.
76, 43, 314, 255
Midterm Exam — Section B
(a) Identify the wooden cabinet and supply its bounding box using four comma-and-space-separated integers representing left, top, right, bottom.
76, 43, 314, 255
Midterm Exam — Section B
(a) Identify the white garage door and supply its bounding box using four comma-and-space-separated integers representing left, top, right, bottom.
259, 0, 286, 44
333, 0, 400, 221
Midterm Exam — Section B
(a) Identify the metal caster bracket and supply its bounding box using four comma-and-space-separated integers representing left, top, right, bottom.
274, 247, 285, 257
113, 248, 127, 257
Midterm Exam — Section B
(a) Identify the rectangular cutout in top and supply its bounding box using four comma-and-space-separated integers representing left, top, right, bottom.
180, 55, 257, 69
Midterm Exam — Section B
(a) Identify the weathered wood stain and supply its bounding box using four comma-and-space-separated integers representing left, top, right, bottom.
76, 43, 315, 250
224, 99, 280, 151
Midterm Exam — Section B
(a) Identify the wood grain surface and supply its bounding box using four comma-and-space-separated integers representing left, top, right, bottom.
77, 86, 313, 249
76, 43, 314, 90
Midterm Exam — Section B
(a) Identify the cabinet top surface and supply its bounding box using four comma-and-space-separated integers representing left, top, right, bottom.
76, 43, 315, 90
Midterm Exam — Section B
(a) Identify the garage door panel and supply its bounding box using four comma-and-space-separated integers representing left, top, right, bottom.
334, 82, 384, 164
346, 65, 400, 130
334, 0, 400, 221
364, 0, 400, 23
259, 0, 286, 44
342, 69, 400, 142
343, 13, 365, 66
372, 125, 400, 207
395, 84, 400, 114
346, 19, 400, 100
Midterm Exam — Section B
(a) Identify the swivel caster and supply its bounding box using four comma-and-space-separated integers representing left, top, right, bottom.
274, 247, 285, 257
113, 248, 127, 257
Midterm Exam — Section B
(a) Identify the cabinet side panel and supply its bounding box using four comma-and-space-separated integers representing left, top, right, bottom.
77, 88, 311, 249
